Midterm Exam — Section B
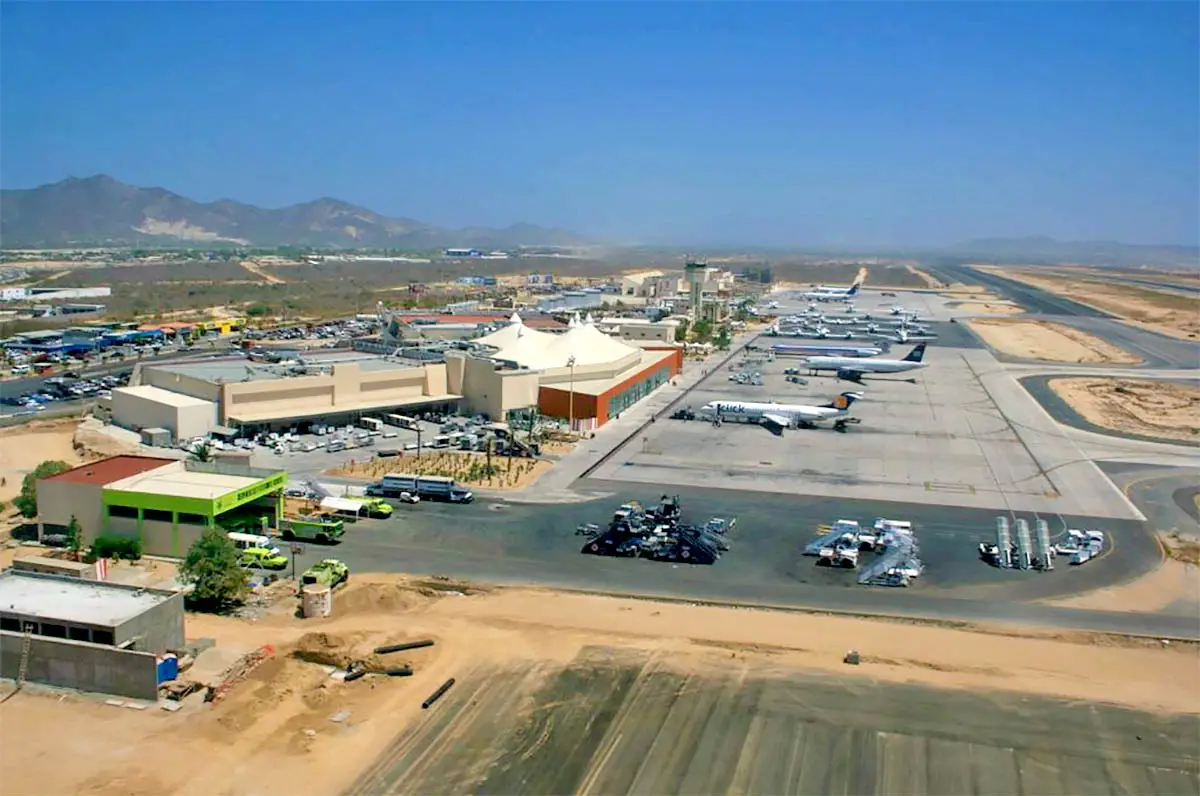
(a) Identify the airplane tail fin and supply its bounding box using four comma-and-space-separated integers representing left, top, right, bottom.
846, 283, 860, 297
903, 342, 927, 363
825, 391, 863, 410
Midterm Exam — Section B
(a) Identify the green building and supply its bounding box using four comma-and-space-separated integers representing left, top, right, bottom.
37, 456, 288, 557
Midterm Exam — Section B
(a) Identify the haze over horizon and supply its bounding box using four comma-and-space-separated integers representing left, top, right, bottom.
2, 2, 1197, 248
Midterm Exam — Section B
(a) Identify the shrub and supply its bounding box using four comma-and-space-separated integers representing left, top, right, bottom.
91, 535, 143, 561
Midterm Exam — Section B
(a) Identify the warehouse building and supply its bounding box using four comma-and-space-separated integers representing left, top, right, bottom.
126, 315, 682, 433
110, 384, 219, 442
37, 455, 287, 557
136, 350, 460, 432
0, 569, 184, 700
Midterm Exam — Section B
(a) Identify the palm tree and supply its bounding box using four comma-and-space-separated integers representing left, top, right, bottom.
189, 441, 214, 463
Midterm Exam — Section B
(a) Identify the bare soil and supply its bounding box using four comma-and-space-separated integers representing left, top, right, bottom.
328, 450, 554, 491
1048, 378, 1200, 443
905, 264, 946, 288
966, 318, 1142, 363
1, 575, 1197, 796
982, 268, 1200, 340
0, 418, 137, 504
1044, 557, 1199, 614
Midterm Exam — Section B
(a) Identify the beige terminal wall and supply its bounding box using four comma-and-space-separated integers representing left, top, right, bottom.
220, 361, 451, 423
446, 352, 540, 419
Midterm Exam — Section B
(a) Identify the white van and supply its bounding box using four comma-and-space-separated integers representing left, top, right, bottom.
227, 532, 280, 555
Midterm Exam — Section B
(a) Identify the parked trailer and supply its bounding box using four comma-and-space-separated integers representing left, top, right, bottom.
371, 473, 473, 503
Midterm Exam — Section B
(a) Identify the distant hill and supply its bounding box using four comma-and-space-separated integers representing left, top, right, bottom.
944, 235, 1199, 269
0, 175, 591, 249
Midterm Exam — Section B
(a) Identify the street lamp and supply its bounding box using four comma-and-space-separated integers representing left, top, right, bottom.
567, 354, 576, 432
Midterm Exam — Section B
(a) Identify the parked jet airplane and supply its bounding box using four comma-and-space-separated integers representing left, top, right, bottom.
804, 343, 929, 382
772, 343, 884, 358
700, 392, 864, 431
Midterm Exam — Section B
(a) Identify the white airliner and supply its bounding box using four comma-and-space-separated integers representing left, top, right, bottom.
805, 343, 928, 382
700, 392, 863, 430
802, 282, 862, 302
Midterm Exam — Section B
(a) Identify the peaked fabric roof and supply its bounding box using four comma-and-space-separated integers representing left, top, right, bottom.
475, 315, 556, 350
489, 317, 639, 369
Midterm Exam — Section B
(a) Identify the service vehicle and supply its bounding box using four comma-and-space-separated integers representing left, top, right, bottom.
280, 515, 346, 543
227, 531, 280, 555
241, 546, 288, 570
301, 559, 349, 588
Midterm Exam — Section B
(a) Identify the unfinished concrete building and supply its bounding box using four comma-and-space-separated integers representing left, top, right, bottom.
0, 570, 185, 700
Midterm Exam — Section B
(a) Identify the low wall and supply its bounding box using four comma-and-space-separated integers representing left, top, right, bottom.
0, 630, 159, 700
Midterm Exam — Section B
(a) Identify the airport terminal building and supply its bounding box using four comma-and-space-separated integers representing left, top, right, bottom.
37, 456, 287, 557
114, 314, 682, 435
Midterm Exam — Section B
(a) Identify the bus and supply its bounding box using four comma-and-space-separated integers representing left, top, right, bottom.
384, 413, 420, 431
359, 417, 383, 434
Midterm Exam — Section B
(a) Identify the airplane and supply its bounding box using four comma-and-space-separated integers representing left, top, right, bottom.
772, 342, 885, 357
700, 391, 864, 432
871, 326, 937, 344
803, 283, 862, 302
804, 343, 929, 382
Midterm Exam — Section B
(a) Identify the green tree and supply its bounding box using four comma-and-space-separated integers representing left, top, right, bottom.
179, 527, 249, 612
674, 319, 690, 343
714, 325, 732, 350
189, 441, 214, 462
65, 514, 83, 560
13, 460, 71, 517
692, 318, 714, 343
246, 301, 272, 317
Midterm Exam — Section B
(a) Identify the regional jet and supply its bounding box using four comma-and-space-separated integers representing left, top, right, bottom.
700, 392, 864, 431
804, 343, 929, 382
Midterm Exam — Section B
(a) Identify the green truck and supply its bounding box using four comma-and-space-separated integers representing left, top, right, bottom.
280, 514, 346, 543
302, 559, 349, 588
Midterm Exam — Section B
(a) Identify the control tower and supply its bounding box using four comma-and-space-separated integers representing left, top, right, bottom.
684, 257, 709, 324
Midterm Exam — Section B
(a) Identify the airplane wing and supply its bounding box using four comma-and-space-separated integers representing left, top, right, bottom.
761, 412, 792, 429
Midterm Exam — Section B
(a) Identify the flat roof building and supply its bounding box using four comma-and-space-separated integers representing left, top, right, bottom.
0, 569, 185, 699
110, 384, 218, 443
37, 455, 288, 558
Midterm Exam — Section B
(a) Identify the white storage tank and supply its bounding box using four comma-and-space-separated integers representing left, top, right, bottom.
301, 584, 332, 618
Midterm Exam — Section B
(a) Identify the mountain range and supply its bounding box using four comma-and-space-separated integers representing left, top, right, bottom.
0, 175, 591, 249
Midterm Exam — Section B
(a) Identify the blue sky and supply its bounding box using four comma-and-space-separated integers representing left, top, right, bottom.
2, 2, 1197, 246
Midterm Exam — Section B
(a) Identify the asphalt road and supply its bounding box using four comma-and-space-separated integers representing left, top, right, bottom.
349, 648, 1200, 796
925, 263, 1112, 318
291, 479, 1196, 639
1021, 374, 1200, 448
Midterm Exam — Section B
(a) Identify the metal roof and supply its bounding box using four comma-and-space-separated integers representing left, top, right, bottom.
42, 456, 175, 487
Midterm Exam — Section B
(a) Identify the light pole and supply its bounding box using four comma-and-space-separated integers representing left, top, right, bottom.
567, 354, 576, 433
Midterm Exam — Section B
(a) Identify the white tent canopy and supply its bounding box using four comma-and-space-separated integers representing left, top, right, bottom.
320, 497, 366, 514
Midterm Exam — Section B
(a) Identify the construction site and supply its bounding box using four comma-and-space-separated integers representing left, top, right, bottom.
0, 576, 1196, 796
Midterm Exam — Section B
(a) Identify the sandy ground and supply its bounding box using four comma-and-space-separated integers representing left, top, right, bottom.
1049, 378, 1200, 443
328, 451, 553, 491
966, 317, 1143, 364
905, 264, 945, 288
980, 268, 1200, 340
947, 299, 1025, 315
1, 575, 1195, 796
1045, 558, 1200, 614
238, 260, 286, 284
0, 419, 140, 505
